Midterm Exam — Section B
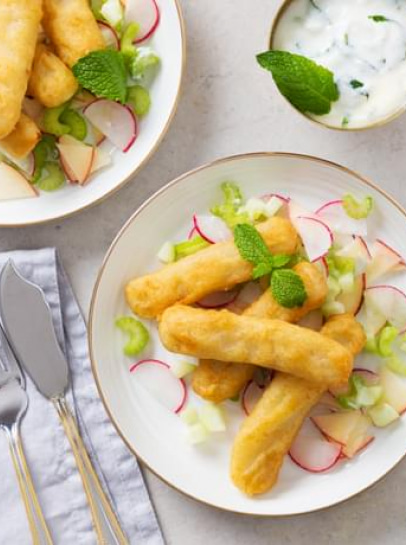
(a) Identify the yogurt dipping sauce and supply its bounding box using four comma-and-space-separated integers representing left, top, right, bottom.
272, 0, 406, 128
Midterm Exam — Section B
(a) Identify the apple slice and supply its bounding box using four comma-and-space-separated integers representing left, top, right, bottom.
367, 239, 406, 282
293, 216, 333, 262
315, 200, 368, 236
336, 273, 365, 315
57, 140, 95, 185
336, 236, 371, 275
380, 367, 406, 414
364, 285, 406, 330
342, 414, 373, 458
91, 147, 111, 174
312, 411, 364, 446
356, 300, 386, 337
0, 162, 37, 201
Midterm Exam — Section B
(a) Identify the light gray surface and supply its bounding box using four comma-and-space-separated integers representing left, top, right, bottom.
1, 1, 406, 543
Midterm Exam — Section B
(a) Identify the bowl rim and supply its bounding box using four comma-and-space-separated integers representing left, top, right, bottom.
268, 0, 406, 132
89, 151, 406, 516
0, 0, 186, 229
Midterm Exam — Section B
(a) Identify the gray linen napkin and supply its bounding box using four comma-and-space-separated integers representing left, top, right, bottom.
0, 248, 164, 545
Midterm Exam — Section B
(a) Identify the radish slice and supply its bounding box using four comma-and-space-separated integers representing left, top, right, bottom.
84, 99, 138, 152
367, 239, 406, 283
125, 0, 160, 44
316, 200, 368, 236
356, 300, 386, 336
197, 288, 239, 309
22, 97, 44, 124
365, 285, 406, 330
241, 380, 264, 416
193, 214, 231, 244
98, 20, 120, 49
294, 216, 333, 262
261, 192, 290, 204
130, 359, 187, 414
353, 368, 379, 384
314, 256, 329, 277
226, 282, 263, 314
380, 367, 406, 414
188, 226, 198, 240
297, 309, 324, 331
289, 420, 342, 473
336, 237, 371, 276
336, 273, 365, 315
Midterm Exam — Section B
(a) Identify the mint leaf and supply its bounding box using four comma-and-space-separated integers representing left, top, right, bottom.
73, 50, 127, 103
271, 269, 307, 308
234, 224, 273, 265
369, 15, 388, 22
272, 254, 292, 269
253, 262, 274, 280
256, 50, 339, 115
350, 79, 364, 89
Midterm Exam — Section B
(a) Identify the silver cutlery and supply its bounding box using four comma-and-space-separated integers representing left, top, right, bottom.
0, 261, 128, 545
0, 325, 53, 545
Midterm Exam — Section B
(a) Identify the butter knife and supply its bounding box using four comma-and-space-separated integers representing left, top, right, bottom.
0, 261, 128, 545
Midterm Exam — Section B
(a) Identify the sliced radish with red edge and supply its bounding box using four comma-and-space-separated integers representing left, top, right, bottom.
365, 285, 406, 330
193, 214, 231, 244
315, 200, 368, 236
130, 359, 187, 414
98, 20, 120, 49
293, 216, 333, 262
125, 0, 160, 44
197, 288, 239, 309
241, 380, 264, 416
84, 99, 138, 152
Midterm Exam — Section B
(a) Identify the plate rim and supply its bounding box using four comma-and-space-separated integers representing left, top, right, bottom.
0, 0, 186, 229
88, 151, 406, 517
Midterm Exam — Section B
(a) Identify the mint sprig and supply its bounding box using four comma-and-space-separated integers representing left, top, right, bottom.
368, 15, 389, 22
271, 269, 307, 308
73, 50, 127, 103
233, 224, 291, 279
256, 50, 339, 115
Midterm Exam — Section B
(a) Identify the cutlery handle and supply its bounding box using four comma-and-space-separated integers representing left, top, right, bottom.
5, 426, 53, 545
54, 397, 128, 545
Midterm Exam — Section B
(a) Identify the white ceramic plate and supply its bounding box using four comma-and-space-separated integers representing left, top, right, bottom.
0, 0, 185, 227
89, 153, 406, 516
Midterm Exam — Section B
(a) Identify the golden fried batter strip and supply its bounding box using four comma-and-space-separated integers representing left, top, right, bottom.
43, 0, 105, 67
230, 314, 366, 496
28, 44, 79, 108
192, 262, 328, 402
0, 0, 42, 139
0, 114, 41, 159
159, 305, 353, 387
126, 218, 299, 319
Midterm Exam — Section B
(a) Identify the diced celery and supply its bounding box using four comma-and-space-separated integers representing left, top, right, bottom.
121, 23, 140, 60
127, 85, 151, 117
157, 241, 176, 264
60, 109, 87, 141
326, 276, 341, 300
32, 135, 58, 184
42, 104, 70, 136
386, 355, 406, 376
343, 194, 374, 219
199, 404, 226, 432
36, 162, 65, 191
365, 335, 379, 354
170, 360, 196, 379
368, 403, 399, 427
210, 181, 249, 228
130, 47, 160, 81
174, 236, 210, 260
186, 422, 210, 445
180, 407, 198, 425
100, 0, 123, 29
238, 198, 268, 222
378, 325, 399, 357
115, 316, 149, 356
356, 385, 382, 407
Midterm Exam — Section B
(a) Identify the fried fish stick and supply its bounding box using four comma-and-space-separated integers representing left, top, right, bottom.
0, 0, 42, 139
27, 44, 79, 108
43, 0, 105, 67
0, 114, 41, 159
192, 262, 328, 402
159, 305, 352, 387
230, 314, 366, 496
126, 217, 299, 319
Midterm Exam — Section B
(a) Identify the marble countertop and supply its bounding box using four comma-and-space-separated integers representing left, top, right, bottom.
2, 1, 406, 543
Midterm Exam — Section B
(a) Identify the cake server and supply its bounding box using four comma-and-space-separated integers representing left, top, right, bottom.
0, 261, 128, 545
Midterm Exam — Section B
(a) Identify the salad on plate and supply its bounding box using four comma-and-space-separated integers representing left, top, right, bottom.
114, 181, 406, 496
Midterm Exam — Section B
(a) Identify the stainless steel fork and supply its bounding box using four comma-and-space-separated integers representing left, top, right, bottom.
0, 325, 53, 545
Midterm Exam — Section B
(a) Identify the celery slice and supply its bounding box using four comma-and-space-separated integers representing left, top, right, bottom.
378, 325, 399, 357
211, 182, 249, 228
60, 110, 87, 141
343, 194, 374, 219
121, 23, 140, 60
36, 162, 65, 192
42, 104, 71, 136
127, 85, 151, 117
115, 316, 149, 356
174, 236, 210, 260
386, 354, 406, 376
32, 135, 58, 184
368, 403, 399, 427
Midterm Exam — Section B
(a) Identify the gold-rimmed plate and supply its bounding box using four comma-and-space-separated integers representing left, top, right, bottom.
0, 0, 185, 227
89, 152, 406, 515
